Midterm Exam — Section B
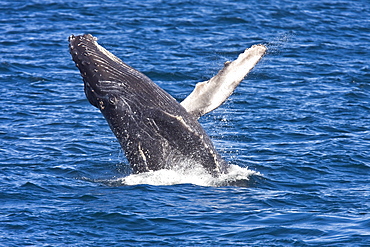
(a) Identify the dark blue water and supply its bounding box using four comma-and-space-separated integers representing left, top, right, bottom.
1, 0, 370, 246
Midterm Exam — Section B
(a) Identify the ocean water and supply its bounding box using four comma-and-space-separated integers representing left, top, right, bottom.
1, 0, 370, 246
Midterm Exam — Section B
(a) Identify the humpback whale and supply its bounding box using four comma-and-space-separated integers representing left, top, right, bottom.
69, 34, 266, 177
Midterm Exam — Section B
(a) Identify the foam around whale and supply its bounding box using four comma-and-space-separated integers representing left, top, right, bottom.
102, 164, 261, 187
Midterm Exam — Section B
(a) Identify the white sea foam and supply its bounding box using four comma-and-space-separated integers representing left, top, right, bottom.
108, 164, 261, 187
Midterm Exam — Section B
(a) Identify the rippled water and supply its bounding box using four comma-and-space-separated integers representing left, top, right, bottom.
1, 0, 370, 246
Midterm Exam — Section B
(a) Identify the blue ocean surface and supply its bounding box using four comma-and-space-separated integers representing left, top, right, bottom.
1, 0, 370, 246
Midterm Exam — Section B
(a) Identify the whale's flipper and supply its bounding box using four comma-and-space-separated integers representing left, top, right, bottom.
181, 45, 267, 118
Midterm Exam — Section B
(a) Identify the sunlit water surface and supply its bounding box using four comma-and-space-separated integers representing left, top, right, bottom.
1, 0, 370, 246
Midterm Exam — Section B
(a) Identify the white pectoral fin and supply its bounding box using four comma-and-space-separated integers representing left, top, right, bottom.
181, 44, 267, 118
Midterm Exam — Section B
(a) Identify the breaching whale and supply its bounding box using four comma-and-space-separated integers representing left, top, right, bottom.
69, 34, 266, 177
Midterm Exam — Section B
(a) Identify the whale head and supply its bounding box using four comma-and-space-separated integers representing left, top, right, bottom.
69, 34, 131, 112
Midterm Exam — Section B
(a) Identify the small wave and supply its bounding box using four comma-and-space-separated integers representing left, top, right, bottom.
102, 164, 261, 187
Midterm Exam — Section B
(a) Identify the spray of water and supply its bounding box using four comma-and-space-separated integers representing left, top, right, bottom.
102, 162, 261, 187
265, 31, 295, 55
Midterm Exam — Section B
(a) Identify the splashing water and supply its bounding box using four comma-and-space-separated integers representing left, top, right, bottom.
102, 164, 261, 187
265, 31, 294, 55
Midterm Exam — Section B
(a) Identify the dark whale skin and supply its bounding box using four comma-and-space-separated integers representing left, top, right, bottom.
69, 34, 227, 176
